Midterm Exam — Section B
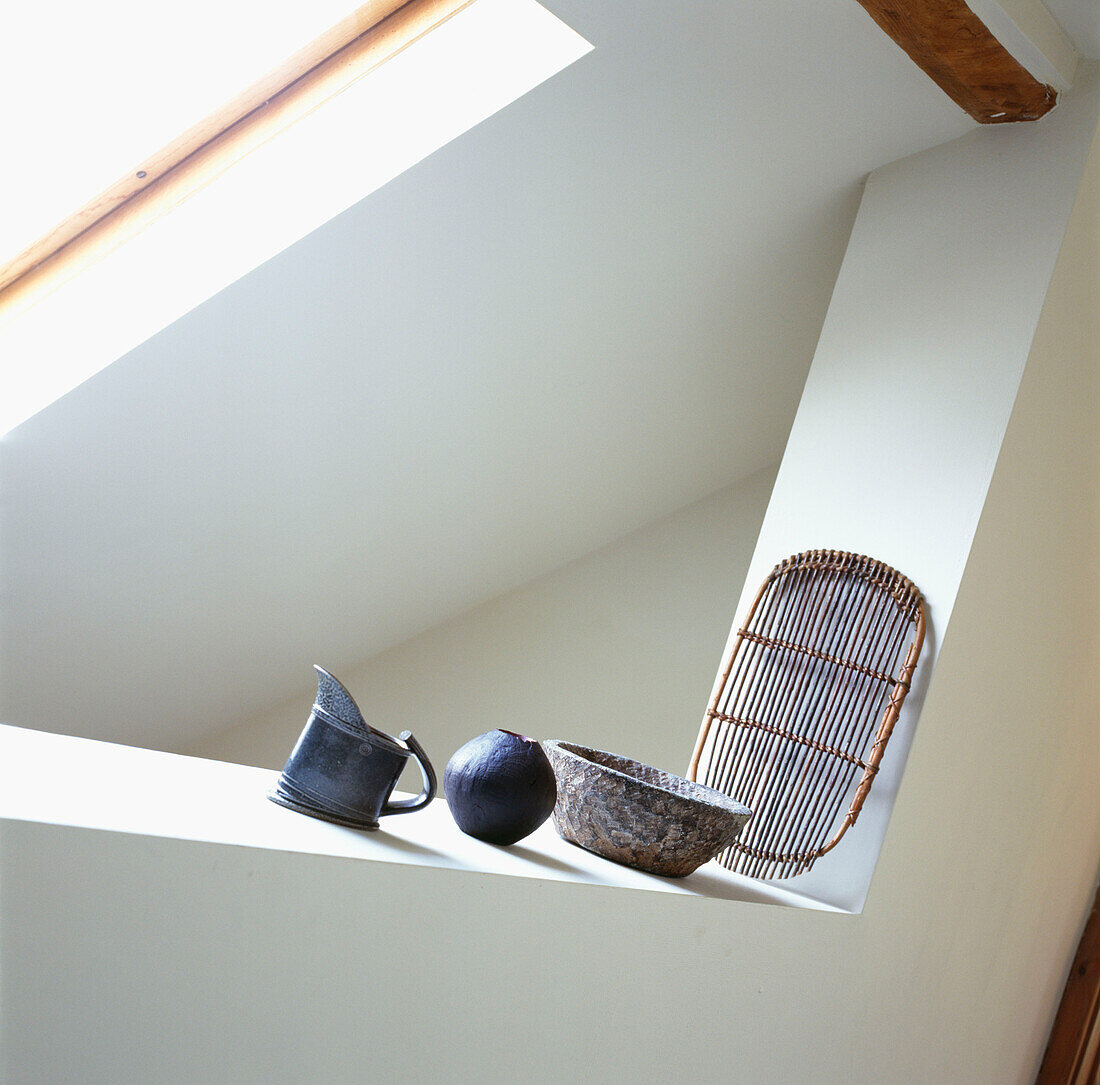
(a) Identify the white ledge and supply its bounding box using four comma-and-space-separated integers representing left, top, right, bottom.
0, 724, 843, 913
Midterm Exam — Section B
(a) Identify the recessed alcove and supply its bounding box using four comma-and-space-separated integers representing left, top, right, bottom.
5, 70, 1100, 920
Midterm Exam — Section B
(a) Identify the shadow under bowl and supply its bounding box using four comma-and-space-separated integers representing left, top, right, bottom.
542, 740, 752, 878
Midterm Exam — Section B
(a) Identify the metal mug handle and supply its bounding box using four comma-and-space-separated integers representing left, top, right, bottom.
380, 731, 437, 816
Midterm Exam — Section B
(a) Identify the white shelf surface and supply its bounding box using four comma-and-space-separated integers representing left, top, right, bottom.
0, 723, 842, 912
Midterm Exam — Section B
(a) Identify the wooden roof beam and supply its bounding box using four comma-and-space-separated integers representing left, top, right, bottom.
854, 0, 1078, 123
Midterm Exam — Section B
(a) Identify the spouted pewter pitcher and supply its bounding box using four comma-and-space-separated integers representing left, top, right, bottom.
268, 665, 436, 830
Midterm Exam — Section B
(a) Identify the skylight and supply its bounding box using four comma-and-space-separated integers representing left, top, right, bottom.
0, 0, 592, 435
0, 0, 385, 262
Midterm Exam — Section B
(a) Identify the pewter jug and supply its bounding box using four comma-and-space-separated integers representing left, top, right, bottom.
269, 666, 436, 830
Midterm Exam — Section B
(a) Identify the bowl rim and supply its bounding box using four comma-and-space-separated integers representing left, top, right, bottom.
542, 739, 752, 819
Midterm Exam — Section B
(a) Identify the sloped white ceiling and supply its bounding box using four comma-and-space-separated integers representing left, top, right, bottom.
1, 0, 984, 749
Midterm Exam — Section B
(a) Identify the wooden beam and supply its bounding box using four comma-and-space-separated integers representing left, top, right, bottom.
854, 0, 1057, 123
1037, 882, 1100, 1084
0, 0, 475, 322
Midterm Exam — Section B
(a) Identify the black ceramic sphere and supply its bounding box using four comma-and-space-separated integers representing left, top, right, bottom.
443, 730, 557, 845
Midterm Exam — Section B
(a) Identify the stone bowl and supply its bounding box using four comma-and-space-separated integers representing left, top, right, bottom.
542, 740, 752, 878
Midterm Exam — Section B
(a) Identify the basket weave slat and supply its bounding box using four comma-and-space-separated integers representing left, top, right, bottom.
688, 550, 925, 879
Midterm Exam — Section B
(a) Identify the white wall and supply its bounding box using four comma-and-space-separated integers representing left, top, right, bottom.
4, 80, 1099, 1085
4, 181, 1100, 1080
185, 466, 777, 780
714, 64, 1100, 910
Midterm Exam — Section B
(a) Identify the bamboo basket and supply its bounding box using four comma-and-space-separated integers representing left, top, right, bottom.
687, 550, 925, 880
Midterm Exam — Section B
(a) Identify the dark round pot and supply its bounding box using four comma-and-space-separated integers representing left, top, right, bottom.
443, 730, 557, 845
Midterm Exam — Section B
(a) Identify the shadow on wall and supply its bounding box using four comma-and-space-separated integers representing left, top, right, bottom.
183, 464, 779, 782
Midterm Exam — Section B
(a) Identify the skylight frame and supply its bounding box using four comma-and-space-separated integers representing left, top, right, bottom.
0, 0, 592, 435
0, 0, 471, 319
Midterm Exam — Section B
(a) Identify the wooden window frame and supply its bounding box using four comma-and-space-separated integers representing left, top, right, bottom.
0, 0, 474, 321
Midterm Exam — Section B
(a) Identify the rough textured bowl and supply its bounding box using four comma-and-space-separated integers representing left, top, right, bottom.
542, 740, 752, 878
